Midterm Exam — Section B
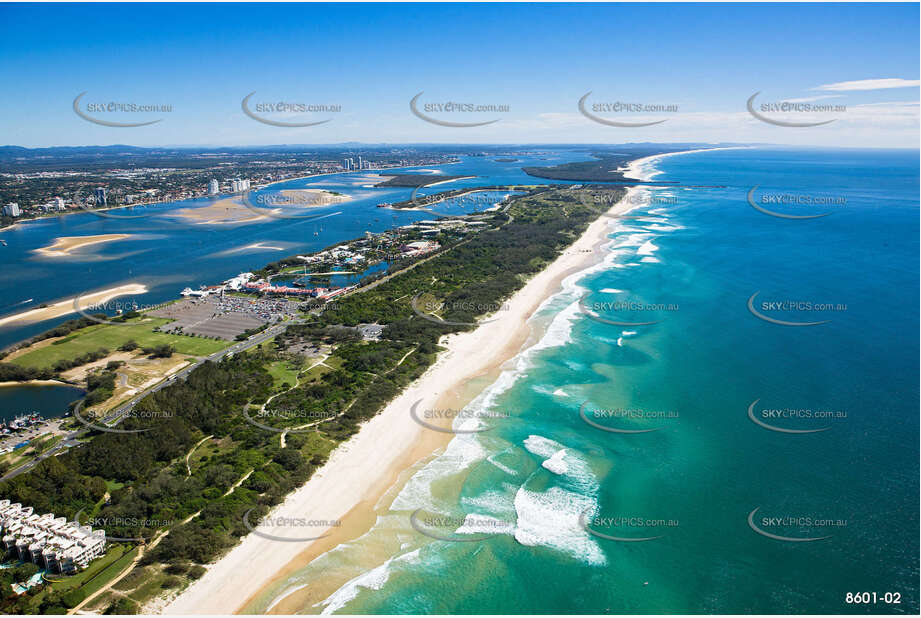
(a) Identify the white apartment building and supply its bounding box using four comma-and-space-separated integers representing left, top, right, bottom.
209, 179, 220, 195
230, 178, 251, 193
0, 500, 106, 574
3, 203, 21, 217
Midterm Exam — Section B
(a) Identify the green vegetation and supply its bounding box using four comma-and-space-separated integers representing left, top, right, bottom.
14, 544, 135, 614
235, 323, 268, 341
373, 173, 471, 187
8, 320, 225, 371
387, 184, 531, 209
0, 186, 621, 614
84, 370, 117, 406
522, 148, 680, 182
265, 359, 301, 389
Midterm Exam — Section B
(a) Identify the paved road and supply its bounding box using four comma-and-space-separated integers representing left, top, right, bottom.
1, 321, 295, 482
1, 201, 513, 483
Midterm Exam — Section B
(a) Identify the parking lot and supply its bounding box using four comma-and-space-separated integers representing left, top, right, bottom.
150, 296, 297, 340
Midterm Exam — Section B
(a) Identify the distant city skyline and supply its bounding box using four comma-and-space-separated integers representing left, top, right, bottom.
1, 3, 918, 148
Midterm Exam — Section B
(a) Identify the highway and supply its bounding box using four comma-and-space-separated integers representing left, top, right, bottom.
1, 320, 294, 482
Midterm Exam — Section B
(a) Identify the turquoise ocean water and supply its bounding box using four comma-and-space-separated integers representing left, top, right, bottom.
249, 148, 919, 614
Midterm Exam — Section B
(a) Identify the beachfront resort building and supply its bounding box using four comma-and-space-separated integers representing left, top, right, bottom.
0, 501, 106, 574
230, 178, 251, 193
209, 179, 220, 195
401, 240, 440, 257
94, 187, 107, 206
3, 203, 21, 217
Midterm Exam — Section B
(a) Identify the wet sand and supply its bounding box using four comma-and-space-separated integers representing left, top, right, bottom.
164, 187, 639, 615
34, 234, 132, 257
0, 284, 149, 328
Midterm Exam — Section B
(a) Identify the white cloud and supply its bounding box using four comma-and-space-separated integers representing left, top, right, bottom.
813, 78, 921, 91
782, 95, 843, 103
850, 100, 920, 108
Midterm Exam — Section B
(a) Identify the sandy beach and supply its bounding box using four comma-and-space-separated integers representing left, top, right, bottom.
174, 189, 349, 225
277, 188, 350, 206
0, 283, 149, 328
0, 379, 72, 388
172, 197, 267, 225
423, 175, 477, 187
164, 184, 642, 615
33, 234, 132, 257
621, 146, 752, 181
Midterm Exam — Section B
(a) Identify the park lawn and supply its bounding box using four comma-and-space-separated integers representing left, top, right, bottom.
266, 359, 301, 389
74, 545, 140, 601
298, 354, 341, 382
43, 545, 128, 594
11, 319, 228, 370
323, 355, 344, 369
28, 544, 131, 610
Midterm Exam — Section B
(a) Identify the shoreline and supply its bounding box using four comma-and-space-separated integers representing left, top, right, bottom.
622, 146, 752, 181
0, 283, 149, 329
163, 182, 644, 615
33, 233, 132, 258
0, 379, 73, 388
422, 175, 477, 187
1, 160, 458, 230
385, 186, 518, 212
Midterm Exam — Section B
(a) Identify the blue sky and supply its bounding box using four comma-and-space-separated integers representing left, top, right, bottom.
1, 3, 918, 147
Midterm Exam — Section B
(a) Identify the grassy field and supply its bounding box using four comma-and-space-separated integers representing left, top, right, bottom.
265, 359, 301, 389
42, 545, 127, 593
27, 544, 136, 611
75, 545, 140, 600
11, 318, 229, 370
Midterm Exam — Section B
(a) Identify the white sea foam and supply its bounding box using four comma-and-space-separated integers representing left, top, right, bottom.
647, 223, 682, 232
523, 434, 564, 459
513, 435, 606, 564
541, 449, 569, 475
552, 387, 568, 397
611, 232, 654, 250
640, 256, 661, 263
460, 487, 518, 518
390, 433, 486, 512
455, 513, 515, 536
637, 240, 659, 256
513, 486, 606, 566
599, 288, 624, 294
317, 549, 421, 614
265, 583, 309, 613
